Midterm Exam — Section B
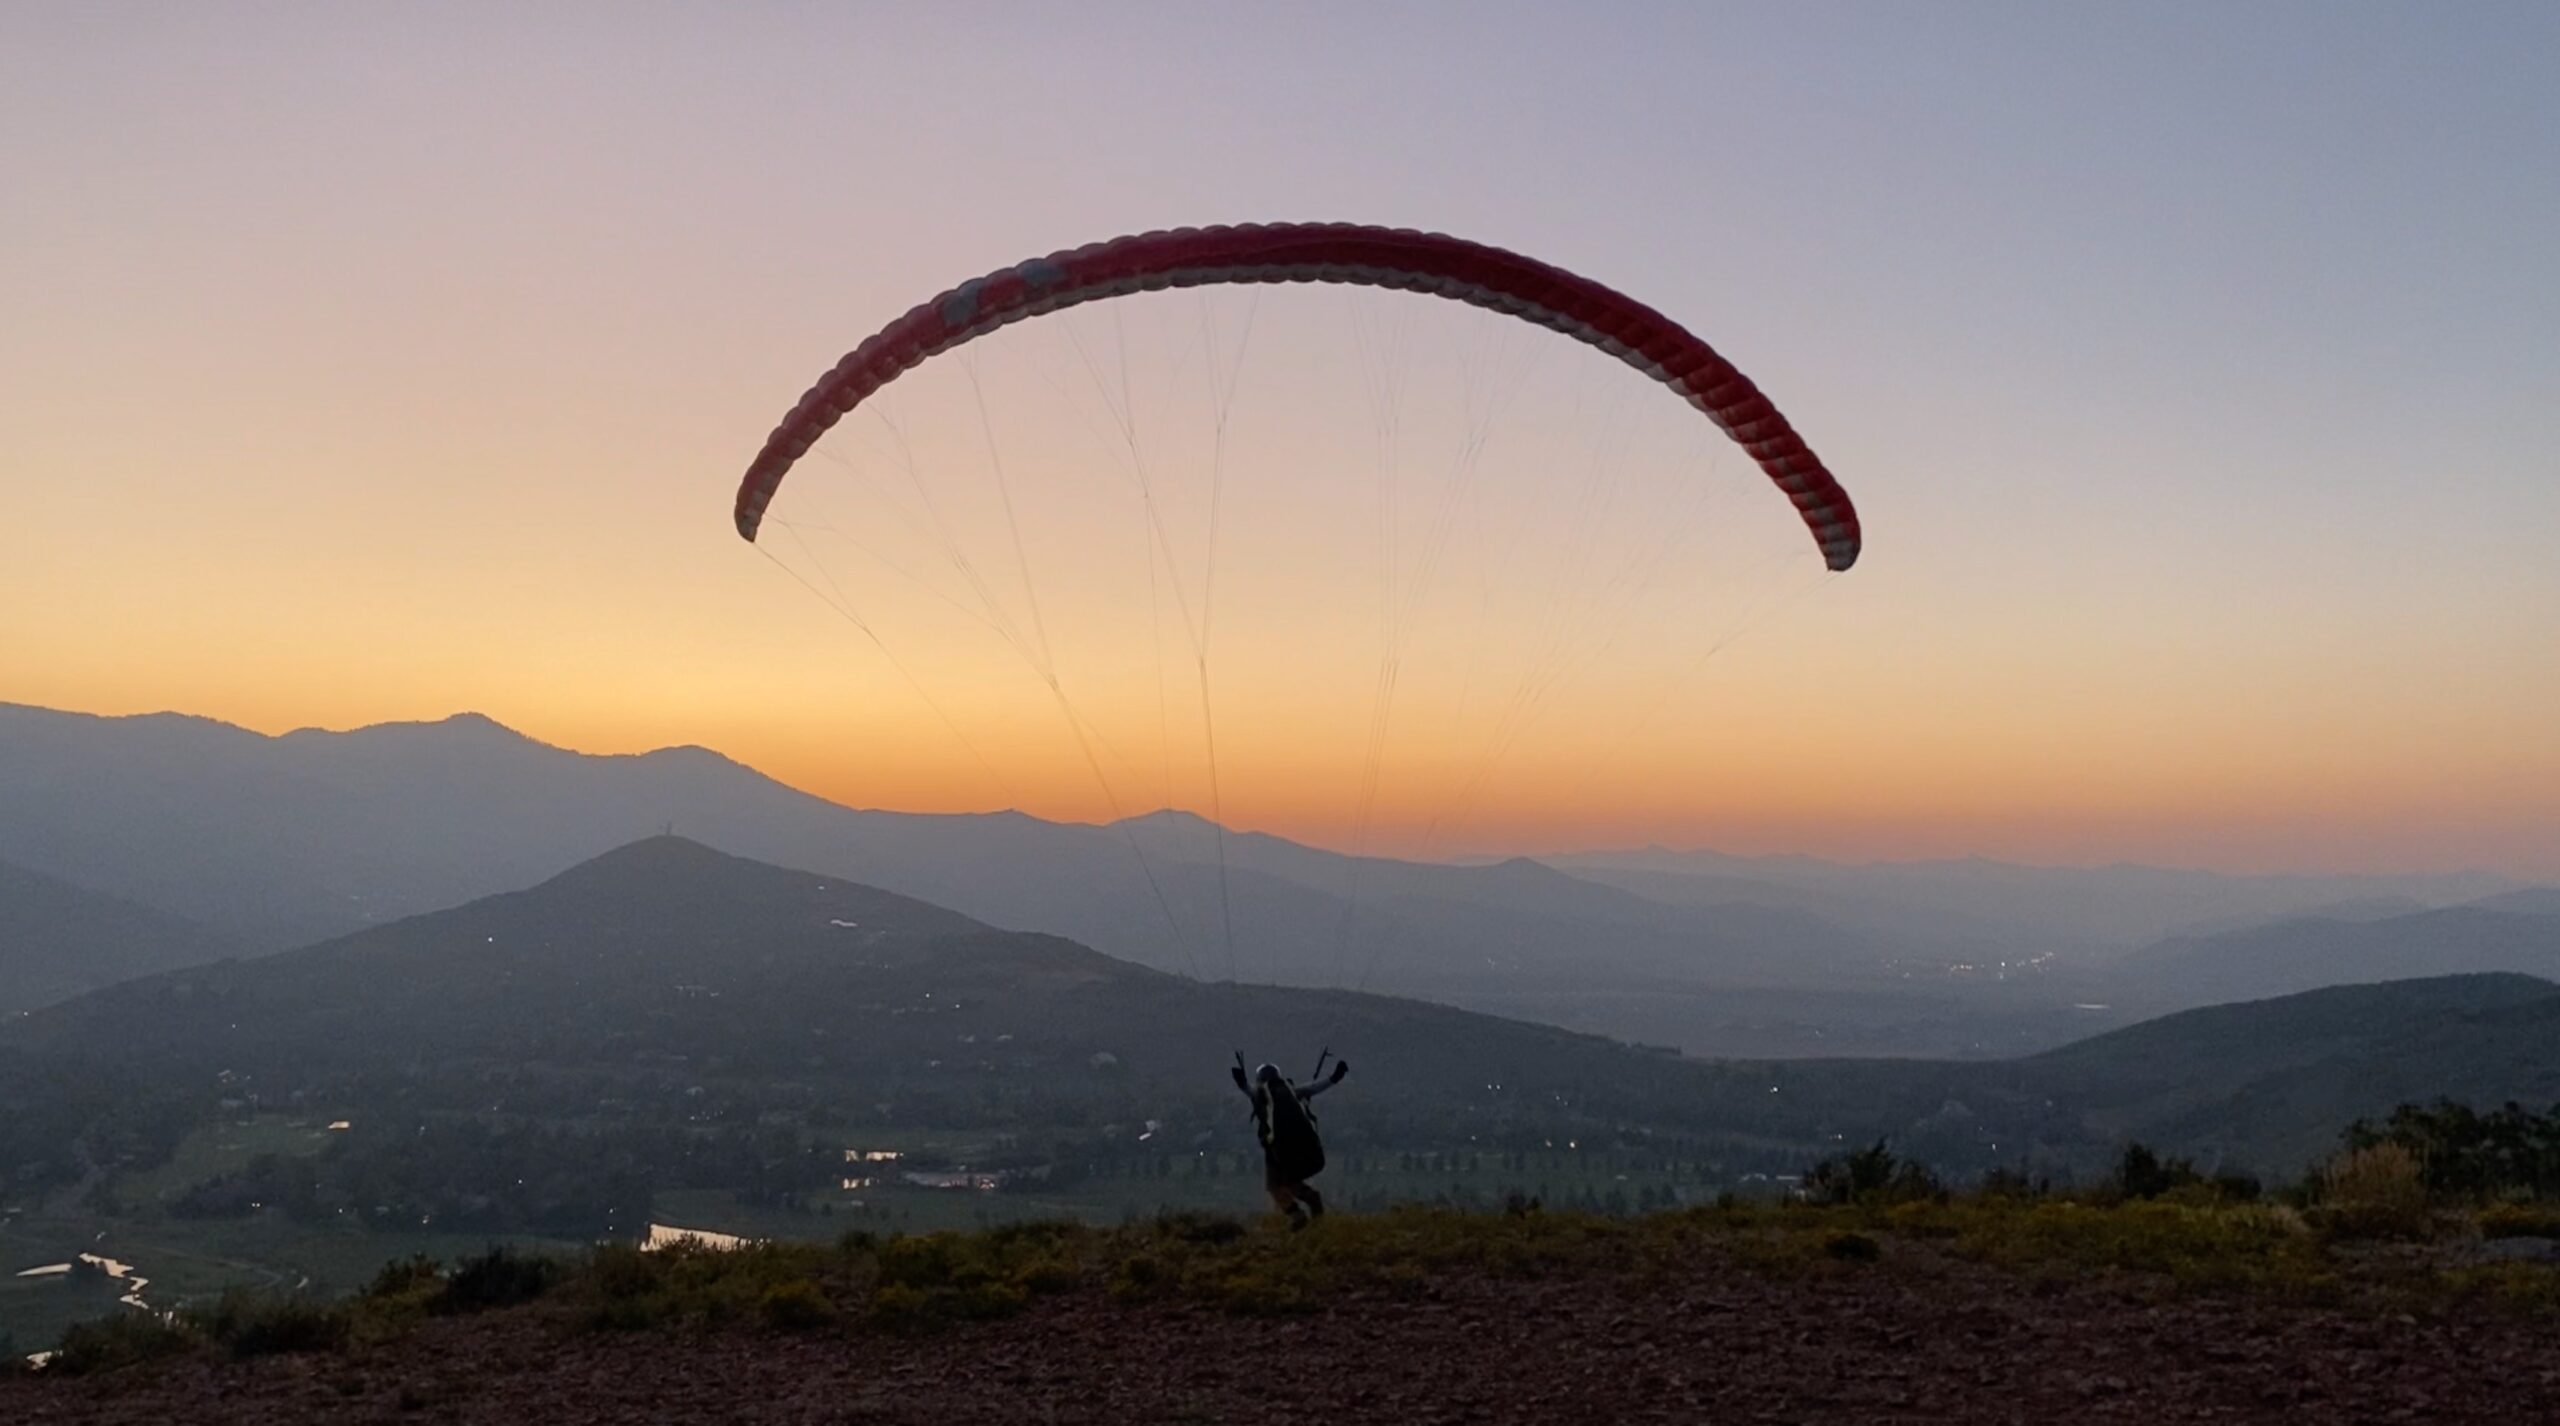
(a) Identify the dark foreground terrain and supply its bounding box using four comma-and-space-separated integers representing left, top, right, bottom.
11, 1209, 2560, 1425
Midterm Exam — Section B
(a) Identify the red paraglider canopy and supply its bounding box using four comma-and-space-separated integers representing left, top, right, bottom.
734, 223, 1861, 571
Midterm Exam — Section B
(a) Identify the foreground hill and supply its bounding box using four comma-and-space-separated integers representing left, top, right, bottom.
2014, 974, 2560, 1167
0, 859, 235, 1015
12, 838, 2560, 1190
5, 837, 1769, 1157
1746, 972, 2560, 1174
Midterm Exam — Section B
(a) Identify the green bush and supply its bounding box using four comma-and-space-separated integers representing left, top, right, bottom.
758, 1279, 837, 1331
1202, 1267, 1317, 1316
1149, 1210, 1247, 1246
2312, 1144, 2432, 1242
1107, 1252, 1168, 1301
1012, 1250, 1082, 1295
48, 1311, 197, 1376
1823, 1231, 1881, 1263
1951, 1199, 2326, 1292
585, 1242, 660, 1303
189, 1292, 350, 1359
433, 1246, 564, 1315
865, 1281, 934, 1330
2212, 1170, 2265, 1203
1803, 1141, 1941, 1206
2114, 1142, 2210, 1201
364, 1254, 443, 1301
2348, 1099, 2560, 1200
2477, 1202, 2560, 1240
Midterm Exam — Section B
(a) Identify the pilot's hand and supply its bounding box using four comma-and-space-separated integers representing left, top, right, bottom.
1329, 1059, 1350, 1083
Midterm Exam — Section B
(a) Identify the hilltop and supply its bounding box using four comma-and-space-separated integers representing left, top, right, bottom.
2, 838, 1773, 1184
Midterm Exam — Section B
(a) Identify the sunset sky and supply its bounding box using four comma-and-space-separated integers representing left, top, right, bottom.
5, 4, 2555, 876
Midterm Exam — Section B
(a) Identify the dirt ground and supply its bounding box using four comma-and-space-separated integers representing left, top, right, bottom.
11, 1246, 2559, 1424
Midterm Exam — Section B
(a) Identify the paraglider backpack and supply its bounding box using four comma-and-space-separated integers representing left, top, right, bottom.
1258, 1082, 1325, 1177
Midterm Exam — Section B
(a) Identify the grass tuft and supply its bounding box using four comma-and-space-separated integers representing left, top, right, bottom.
433, 1246, 565, 1315
47, 1311, 197, 1376
189, 1291, 351, 1360
2312, 1144, 2433, 1242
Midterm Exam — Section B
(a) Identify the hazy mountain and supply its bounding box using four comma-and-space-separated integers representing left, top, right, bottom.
0, 858, 236, 1014
1539, 846, 2522, 953
2168, 895, 2433, 941
2469, 887, 2560, 916
1520, 856, 2081, 957
9, 700, 2536, 1061
2108, 907, 2560, 1008
0, 703, 1964, 1054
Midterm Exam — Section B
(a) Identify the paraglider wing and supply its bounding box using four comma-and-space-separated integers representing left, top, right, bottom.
732, 223, 1862, 570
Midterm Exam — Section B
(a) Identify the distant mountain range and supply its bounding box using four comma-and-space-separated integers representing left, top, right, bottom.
4, 700, 2553, 1057
1539, 845, 2525, 954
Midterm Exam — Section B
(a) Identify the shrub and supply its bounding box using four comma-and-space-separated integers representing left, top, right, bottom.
2348, 1099, 2560, 1200
1803, 1141, 1941, 1206
48, 1311, 197, 1376
2477, 1202, 2560, 1240
2114, 1143, 2205, 1201
1978, 1166, 2052, 1201
859, 1231, 1050, 1327
1952, 1199, 2323, 1292
1823, 1231, 1881, 1263
1107, 1252, 1168, 1301
1012, 1251, 1081, 1296
865, 1281, 934, 1330
1150, 1210, 1247, 1246
585, 1242, 661, 1303
2312, 1144, 2432, 1241
190, 1292, 350, 1359
1204, 1267, 1316, 1316
757, 1279, 836, 1331
432, 1246, 563, 1315
2212, 1170, 2265, 1204
364, 1254, 442, 1301
985, 1219, 1087, 1254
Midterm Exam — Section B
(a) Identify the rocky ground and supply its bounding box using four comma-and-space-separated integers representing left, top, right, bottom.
10, 1243, 2558, 1424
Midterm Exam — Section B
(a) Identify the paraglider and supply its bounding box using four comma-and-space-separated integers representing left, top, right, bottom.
1233, 1053, 1351, 1228
733, 222, 1860, 571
